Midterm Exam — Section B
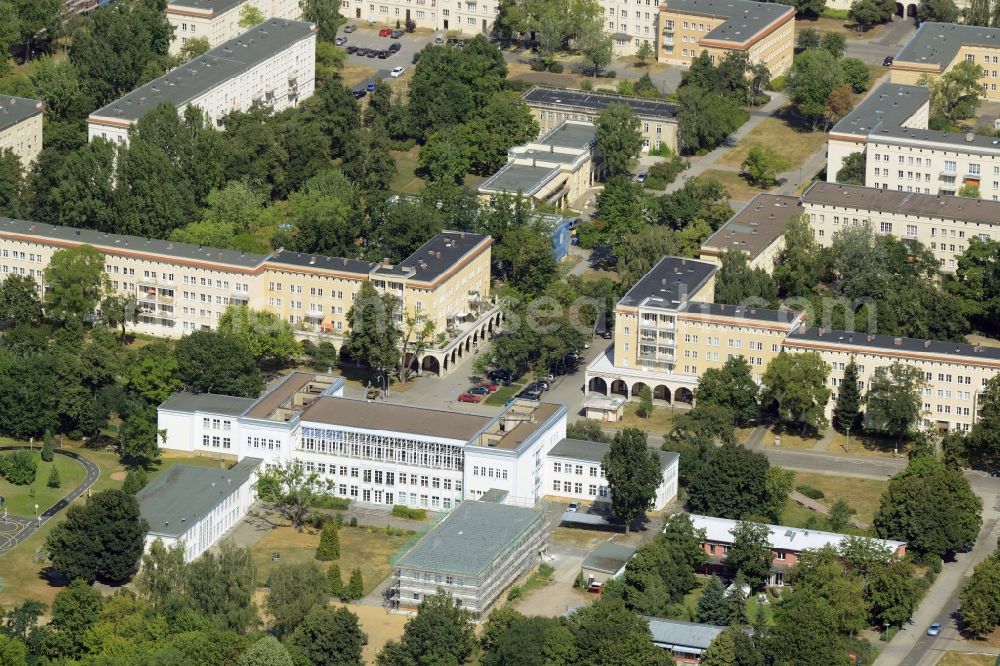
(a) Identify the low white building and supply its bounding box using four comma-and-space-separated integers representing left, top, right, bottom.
0, 96, 43, 166
88, 18, 317, 145
136, 457, 262, 562
546, 438, 679, 510
166, 0, 303, 55
157, 373, 571, 513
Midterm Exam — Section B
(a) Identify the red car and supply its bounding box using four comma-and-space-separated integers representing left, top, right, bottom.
478, 381, 498, 392
458, 392, 483, 403
378, 27, 393, 37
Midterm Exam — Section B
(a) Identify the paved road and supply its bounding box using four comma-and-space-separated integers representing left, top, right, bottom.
0, 446, 100, 555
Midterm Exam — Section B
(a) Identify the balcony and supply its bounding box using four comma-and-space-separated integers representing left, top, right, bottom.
662, 31, 674, 46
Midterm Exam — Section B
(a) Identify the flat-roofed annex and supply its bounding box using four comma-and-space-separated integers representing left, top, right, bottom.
300, 397, 492, 441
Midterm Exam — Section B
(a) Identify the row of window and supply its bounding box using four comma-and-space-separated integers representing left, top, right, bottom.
553, 480, 609, 497
552, 462, 602, 477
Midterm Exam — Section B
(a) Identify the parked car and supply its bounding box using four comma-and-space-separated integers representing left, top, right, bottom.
378, 27, 393, 36
516, 389, 542, 400
335, 36, 347, 46
458, 392, 483, 403
352, 89, 367, 99
343, 24, 357, 33
366, 81, 377, 92
475, 381, 498, 392
636, 173, 647, 183
390, 66, 405, 77
377, 50, 389, 59
388, 42, 401, 54
467, 386, 490, 396
601, 329, 613, 340
488, 369, 512, 384
446, 38, 460, 45
355, 48, 369, 57
391, 29, 404, 38
525, 381, 548, 394
434, 32, 444, 43
366, 49, 379, 58
567, 502, 579, 512
345, 45, 359, 54
883, 55, 894, 66
456, 39, 466, 46
926, 623, 941, 636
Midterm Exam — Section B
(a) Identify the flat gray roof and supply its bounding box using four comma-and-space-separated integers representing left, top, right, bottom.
803, 181, 1000, 226
480, 163, 560, 196
665, 0, 794, 44
785, 325, 1000, 362
90, 18, 315, 124
895, 21, 1000, 69
874, 124, 1000, 154
536, 121, 596, 150
681, 301, 799, 325
138, 458, 262, 538
645, 617, 726, 651
829, 82, 927, 138
159, 392, 256, 416
618, 257, 717, 311
522, 86, 677, 120
396, 500, 543, 577
0, 217, 269, 268
701, 193, 801, 259
167, 0, 243, 14
0, 96, 42, 132
548, 438, 679, 471
301, 397, 491, 441
582, 542, 636, 574
396, 231, 490, 283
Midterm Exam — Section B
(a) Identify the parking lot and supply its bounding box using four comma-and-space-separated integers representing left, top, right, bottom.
336, 24, 434, 89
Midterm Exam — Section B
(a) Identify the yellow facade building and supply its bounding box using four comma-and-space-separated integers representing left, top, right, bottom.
0, 219, 497, 376
657, 0, 796, 76
890, 22, 1000, 102
0, 96, 43, 167
586, 253, 1000, 433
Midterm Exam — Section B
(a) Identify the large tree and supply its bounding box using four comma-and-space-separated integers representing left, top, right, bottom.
959, 551, 1000, 639
787, 49, 842, 129
255, 459, 334, 529
377, 590, 477, 665
687, 442, 774, 520
865, 362, 926, 449
694, 356, 760, 427
713, 250, 778, 310
45, 489, 149, 584
596, 176, 645, 240
0, 274, 42, 325
288, 605, 367, 666
345, 281, 402, 379
761, 352, 831, 434
832, 357, 862, 434
569, 598, 671, 666
873, 454, 982, 558
43, 245, 108, 322
725, 520, 773, 588
595, 103, 643, 176
968, 374, 1000, 470
677, 86, 747, 153
218, 306, 297, 366
481, 615, 577, 666
265, 561, 330, 638
301, 0, 344, 42
602, 428, 662, 531
174, 329, 264, 397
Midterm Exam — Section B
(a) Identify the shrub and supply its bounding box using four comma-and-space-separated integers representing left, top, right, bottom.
581, 78, 593, 91
796, 484, 825, 500
769, 75, 787, 92
42, 431, 54, 463
648, 154, 688, 186
751, 93, 771, 106
548, 62, 564, 73
405, 16, 416, 32
122, 468, 148, 495
507, 585, 524, 602
602, 70, 616, 78
47, 466, 61, 488
0, 450, 37, 486
328, 564, 343, 597
880, 626, 899, 641
349, 516, 358, 527
530, 59, 547, 72
391, 505, 427, 520
315, 521, 340, 561
574, 571, 588, 589
821, 7, 850, 18
647, 143, 676, 158
310, 495, 351, 510
345, 567, 364, 601
643, 176, 667, 190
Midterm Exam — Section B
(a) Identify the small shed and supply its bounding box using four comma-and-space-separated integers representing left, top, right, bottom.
581, 542, 636, 587
583, 394, 625, 422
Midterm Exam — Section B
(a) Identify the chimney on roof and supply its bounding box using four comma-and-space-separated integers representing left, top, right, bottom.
894, 337, 902, 345
966, 132, 975, 142
924, 340, 931, 348
309, 256, 316, 265
342, 258, 348, 266
818, 327, 824, 336
867, 334, 875, 341
383, 257, 392, 267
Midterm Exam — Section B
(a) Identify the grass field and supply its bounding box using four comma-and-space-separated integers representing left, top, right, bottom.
765, 425, 822, 450
936, 653, 997, 666
826, 431, 907, 458
716, 114, 829, 172
484, 381, 525, 406
602, 403, 676, 435
699, 169, 772, 202
390, 147, 425, 194
0, 451, 86, 517
252, 523, 412, 598
340, 63, 378, 88
795, 16, 885, 40
792, 471, 887, 525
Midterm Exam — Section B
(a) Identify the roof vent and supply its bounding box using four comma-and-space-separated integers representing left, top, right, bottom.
893, 337, 902, 345
966, 132, 975, 142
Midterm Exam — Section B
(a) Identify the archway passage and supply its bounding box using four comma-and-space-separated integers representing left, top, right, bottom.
421, 355, 441, 376
906, 3, 917, 16
895, 2, 904, 16
653, 385, 672, 403
631, 382, 650, 400
588, 377, 608, 395
674, 387, 694, 404
610, 379, 628, 398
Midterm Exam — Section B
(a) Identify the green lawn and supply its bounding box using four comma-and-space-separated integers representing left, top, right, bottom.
390, 147, 425, 194
485, 381, 525, 406
0, 451, 86, 517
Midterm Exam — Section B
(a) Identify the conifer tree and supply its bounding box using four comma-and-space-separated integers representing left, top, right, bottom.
315, 521, 340, 561
695, 575, 730, 625
833, 357, 862, 434
42, 430, 54, 462
346, 567, 364, 601
327, 563, 343, 597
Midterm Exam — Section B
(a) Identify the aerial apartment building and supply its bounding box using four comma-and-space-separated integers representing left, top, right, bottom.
166, 0, 303, 54
699, 194, 801, 273
0, 218, 497, 376
522, 86, 679, 154
88, 18, 316, 145
586, 253, 1000, 433
0, 96, 43, 166
656, 0, 795, 75
890, 22, 1000, 103
478, 120, 605, 209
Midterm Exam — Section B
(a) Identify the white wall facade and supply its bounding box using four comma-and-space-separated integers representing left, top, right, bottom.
0, 109, 43, 166
547, 453, 678, 510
